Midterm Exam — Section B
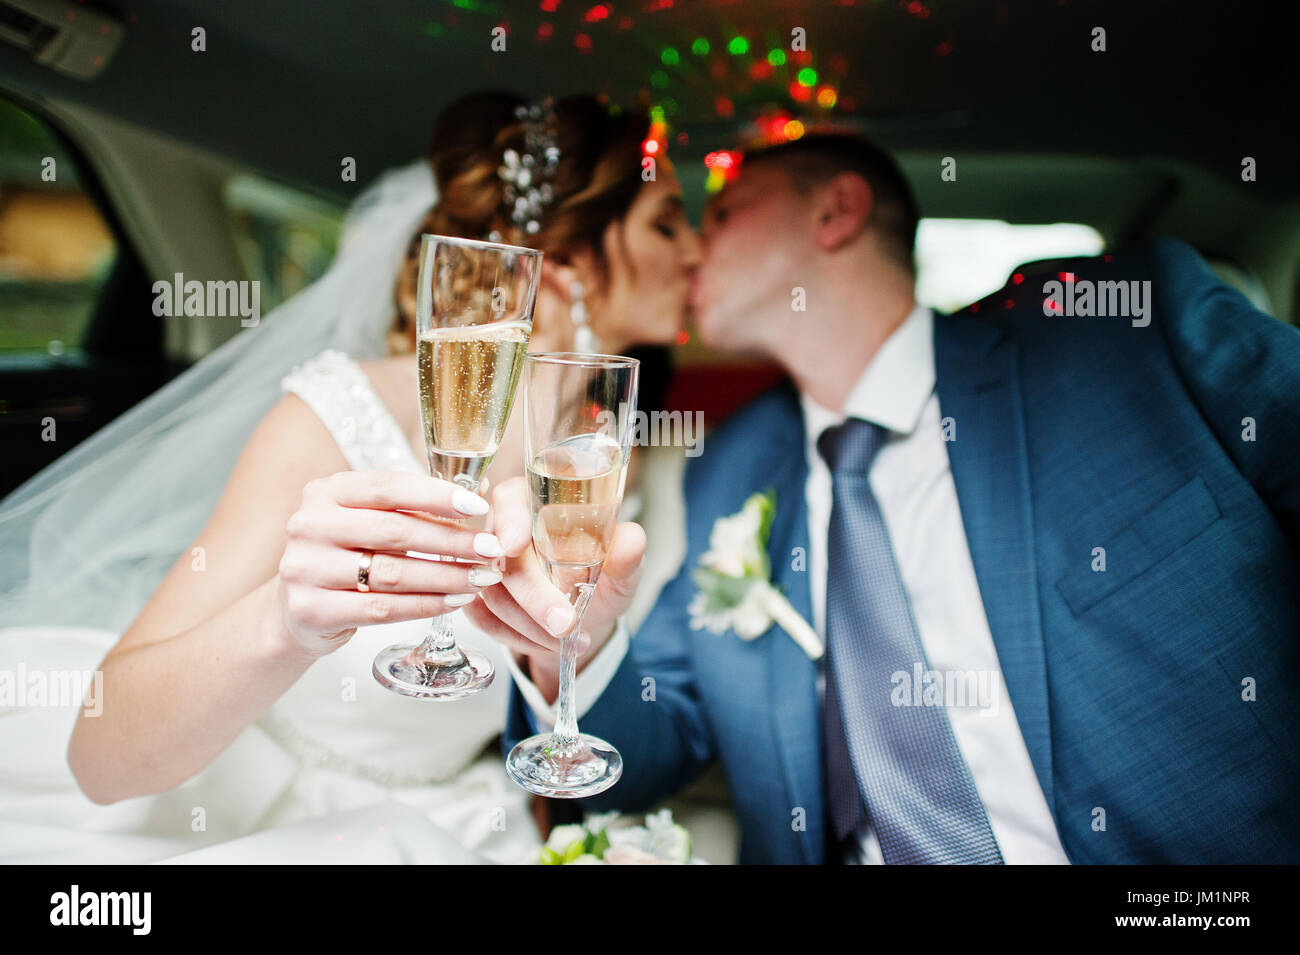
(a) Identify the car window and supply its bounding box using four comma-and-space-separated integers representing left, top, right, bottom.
222, 174, 343, 314
0, 96, 117, 354
916, 219, 1105, 313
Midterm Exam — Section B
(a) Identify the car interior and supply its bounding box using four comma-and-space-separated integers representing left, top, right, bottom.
1, 0, 1294, 862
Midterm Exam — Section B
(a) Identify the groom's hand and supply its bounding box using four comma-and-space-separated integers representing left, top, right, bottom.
463, 476, 645, 698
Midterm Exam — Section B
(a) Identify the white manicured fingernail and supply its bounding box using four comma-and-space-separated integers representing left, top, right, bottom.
474, 533, 504, 558
452, 488, 489, 516
445, 593, 476, 607
545, 605, 575, 636
467, 567, 502, 588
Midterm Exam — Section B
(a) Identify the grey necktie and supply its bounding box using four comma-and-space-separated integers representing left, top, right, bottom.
819, 418, 1003, 864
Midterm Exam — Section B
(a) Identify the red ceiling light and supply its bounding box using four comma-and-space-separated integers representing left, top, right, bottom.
704, 150, 741, 183
764, 113, 791, 137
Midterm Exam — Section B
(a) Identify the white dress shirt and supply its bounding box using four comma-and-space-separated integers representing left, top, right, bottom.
512, 304, 1070, 864
801, 304, 1068, 864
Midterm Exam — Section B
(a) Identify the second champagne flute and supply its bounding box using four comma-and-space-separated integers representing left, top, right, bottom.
372, 234, 542, 700
506, 352, 639, 797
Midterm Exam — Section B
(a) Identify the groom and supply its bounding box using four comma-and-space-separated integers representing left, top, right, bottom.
468, 132, 1300, 864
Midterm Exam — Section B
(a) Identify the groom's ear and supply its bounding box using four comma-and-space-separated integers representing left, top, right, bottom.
813, 171, 874, 251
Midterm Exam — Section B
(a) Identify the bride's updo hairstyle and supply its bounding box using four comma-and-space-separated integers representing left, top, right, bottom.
392, 90, 651, 350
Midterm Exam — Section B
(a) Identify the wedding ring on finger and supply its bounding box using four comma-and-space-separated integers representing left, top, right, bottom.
350, 551, 497, 593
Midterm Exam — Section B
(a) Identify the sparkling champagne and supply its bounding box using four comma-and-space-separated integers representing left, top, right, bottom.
417, 319, 529, 487
527, 432, 626, 593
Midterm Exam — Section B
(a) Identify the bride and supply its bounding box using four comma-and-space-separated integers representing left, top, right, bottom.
0, 92, 699, 863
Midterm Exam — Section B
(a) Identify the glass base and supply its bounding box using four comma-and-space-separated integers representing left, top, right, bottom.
372, 643, 495, 700
506, 732, 623, 798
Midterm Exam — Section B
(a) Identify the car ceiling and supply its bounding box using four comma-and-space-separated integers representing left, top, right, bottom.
0, 0, 1293, 215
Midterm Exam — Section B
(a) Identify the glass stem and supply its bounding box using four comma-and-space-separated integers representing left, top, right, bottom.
551, 582, 596, 752
419, 615, 457, 654
414, 474, 480, 659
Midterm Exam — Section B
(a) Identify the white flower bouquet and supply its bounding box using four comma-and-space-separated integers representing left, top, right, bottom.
539, 809, 698, 865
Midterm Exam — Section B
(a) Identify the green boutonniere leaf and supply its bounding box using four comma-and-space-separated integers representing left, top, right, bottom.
691, 566, 754, 610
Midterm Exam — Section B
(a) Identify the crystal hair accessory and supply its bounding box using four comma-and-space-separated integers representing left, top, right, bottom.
498, 97, 561, 236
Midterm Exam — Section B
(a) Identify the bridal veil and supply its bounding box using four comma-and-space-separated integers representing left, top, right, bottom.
0, 160, 438, 633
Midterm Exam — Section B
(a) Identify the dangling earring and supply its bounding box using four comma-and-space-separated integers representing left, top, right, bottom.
570, 278, 600, 353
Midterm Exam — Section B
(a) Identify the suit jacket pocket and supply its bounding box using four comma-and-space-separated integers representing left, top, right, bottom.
1055, 474, 1222, 616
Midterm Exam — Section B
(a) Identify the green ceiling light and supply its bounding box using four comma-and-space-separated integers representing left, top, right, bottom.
797, 67, 818, 86
691, 37, 710, 56
661, 46, 680, 66
659, 96, 679, 116
423, 23, 445, 37
728, 36, 749, 55
651, 70, 670, 88
767, 48, 786, 66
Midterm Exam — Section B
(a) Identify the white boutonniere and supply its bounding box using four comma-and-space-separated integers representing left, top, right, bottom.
687, 490, 823, 659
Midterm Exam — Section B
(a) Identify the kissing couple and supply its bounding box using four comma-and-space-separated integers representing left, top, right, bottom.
5, 88, 1296, 865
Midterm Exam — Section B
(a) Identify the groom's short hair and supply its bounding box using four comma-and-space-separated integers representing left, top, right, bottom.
742, 132, 919, 275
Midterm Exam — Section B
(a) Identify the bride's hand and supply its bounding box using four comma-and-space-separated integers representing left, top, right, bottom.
463, 476, 646, 669
276, 470, 505, 656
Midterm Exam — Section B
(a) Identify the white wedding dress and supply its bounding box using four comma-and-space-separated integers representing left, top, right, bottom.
0, 156, 701, 864
0, 348, 688, 865
0, 349, 532, 864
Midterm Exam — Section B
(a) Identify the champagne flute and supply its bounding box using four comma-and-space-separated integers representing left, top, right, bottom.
372, 234, 542, 700
506, 352, 639, 797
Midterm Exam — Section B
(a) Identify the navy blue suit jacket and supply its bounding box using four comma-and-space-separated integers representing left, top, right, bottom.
506, 238, 1300, 864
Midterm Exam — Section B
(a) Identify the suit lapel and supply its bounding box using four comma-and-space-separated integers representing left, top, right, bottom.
933, 314, 1057, 817
759, 390, 823, 864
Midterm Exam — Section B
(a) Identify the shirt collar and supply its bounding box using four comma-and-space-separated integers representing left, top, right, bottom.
800, 303, 935, 445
